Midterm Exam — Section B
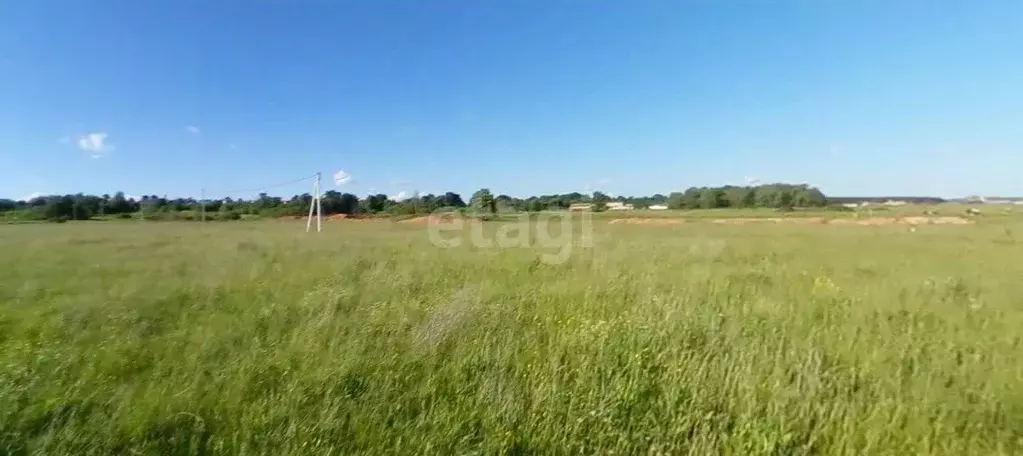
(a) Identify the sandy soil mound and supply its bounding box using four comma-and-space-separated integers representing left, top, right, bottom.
394, 217, 431, 224
907, 216, 973, 225
711, 217, 786, 224
609, 218, 685, 225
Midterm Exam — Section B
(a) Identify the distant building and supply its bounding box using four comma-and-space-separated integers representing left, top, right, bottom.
567, 202, 635, 211
648, 204, 668, 210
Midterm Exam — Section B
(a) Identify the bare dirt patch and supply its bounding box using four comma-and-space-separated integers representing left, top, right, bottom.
609, 218, 686, 225
281, 214, 382, 222
399, 214, 480, 225
710, 217, 829, 225
711, 217, 828, 225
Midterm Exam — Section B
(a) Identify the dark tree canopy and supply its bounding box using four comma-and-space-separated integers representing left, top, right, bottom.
1, 182, 839, 222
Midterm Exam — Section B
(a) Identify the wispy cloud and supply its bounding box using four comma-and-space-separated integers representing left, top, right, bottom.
186, 125, 201, 135
583, 178, 612, 194
333, 169, 353, 186
18, 192, 47, 201
391, 190, 420, 201
75, 132, 114, 158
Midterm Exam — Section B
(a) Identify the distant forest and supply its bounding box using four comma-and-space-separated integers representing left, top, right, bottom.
0, 183, 912, 222
827, 196, 946, 204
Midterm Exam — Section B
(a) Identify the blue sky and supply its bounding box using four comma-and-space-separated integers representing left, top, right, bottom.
2, 1, 1022, 201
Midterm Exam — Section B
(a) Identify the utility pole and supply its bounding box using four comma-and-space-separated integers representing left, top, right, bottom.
306, 173, 322, 233
200, 187, 206, 223
316, 172, 322, 232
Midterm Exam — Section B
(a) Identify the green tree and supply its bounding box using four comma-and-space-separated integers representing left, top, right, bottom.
42, 196, 75, 220
338, 193, 360, 214
528, 199, 545, 212
319, 191, 342, 214
666, 192, 685, 210
682, 187, 702, 209
591, 191, 610, 212
777, 189, 795, 210
108, 192, 132, 214
795, 187, 827, 207
741, 188, 757, 207
756, 187, 778, 207
699, 189, 725, 209
440, 192, 466, 208
360, 194, 390, 213
470, 189, 497, 216
495, 194, 521, 212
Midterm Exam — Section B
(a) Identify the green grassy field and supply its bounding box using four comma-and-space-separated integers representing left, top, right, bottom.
2, 218, 1022, 454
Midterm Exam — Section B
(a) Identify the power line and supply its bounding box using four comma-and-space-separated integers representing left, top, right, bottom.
207, 174, 318, 198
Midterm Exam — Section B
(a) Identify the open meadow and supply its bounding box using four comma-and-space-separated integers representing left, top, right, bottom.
2, 216, 1023, 454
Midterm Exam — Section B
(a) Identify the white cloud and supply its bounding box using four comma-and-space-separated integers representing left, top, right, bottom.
333, 169, 353, 186
76, 132, 114, 158
186, 125, 201, 135
391, 190, 420, 201
18, 192, 47, 201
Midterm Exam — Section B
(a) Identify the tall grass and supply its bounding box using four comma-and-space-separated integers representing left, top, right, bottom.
1, 220, 1021, 454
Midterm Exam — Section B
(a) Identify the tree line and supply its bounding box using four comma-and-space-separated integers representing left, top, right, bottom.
0, 183, 829, 222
